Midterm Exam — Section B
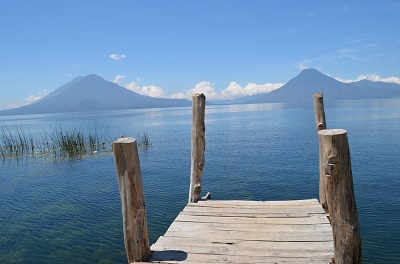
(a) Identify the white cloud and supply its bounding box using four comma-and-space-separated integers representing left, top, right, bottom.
297, 64, 309, 70
125, 82, 167, 98
112, 75, 284, 101
125, 81, 141, 93
25, 89, 49, 103
169, 81, 220, 100
113, 75, 126, 83
172, 80, 284, 101
109, 54, 126, 61
221, 82, 284, 100
113, 75, 167, 98
187, 81, 219, 100
0, 89, 50, 110
141, 85, 166, 98
335, 74, 400, 84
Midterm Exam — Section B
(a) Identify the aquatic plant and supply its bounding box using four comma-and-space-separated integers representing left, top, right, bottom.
0, 122, 111, 160
138, 132, 151, 149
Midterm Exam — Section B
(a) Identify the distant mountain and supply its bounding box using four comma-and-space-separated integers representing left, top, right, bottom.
0, 74, 191, 116
248, 69, 400, 103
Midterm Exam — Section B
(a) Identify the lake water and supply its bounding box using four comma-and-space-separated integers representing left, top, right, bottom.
1, 99, 399, 263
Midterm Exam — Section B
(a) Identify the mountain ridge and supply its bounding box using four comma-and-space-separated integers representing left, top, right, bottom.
1, 70, 400, 116
0, 74, 191, 116
247, 69, 400, 103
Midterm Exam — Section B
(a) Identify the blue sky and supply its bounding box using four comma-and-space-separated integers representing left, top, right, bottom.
1, 0, 399, 109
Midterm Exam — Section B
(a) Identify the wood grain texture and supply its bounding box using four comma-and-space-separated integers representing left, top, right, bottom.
318, 129, 362, 264
144, 199, 334, 263
112, 137, 151, 263
189, 94, 206, 203
313, 93, 327, 131
314, 93, 329, 214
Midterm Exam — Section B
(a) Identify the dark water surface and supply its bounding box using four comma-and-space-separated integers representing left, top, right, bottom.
1, 99, 399, 263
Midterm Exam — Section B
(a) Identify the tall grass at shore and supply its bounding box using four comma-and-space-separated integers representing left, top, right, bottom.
0, 125, 35, 159
0, 122, 153, 160
0, 123, 110, 160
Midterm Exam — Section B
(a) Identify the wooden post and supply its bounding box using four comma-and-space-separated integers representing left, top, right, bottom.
112, 137, 151, 263
313, 93, 327, 131
313, 93, 328, 213
189, 93, 206, 203
318, 129, 362, 264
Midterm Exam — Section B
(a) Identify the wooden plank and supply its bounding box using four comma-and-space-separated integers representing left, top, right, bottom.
146, 199, 334, 263
144, 250, 334, 263
180, 211, 316, 218
166, 221, 332, 234
163, 231, 333, 242
194, 198, 320, 207
151, 236, 334, 257
174, 213, 330, 225
183, 205, 326, 214
192, 199, 320, 208
164, 223, 333, 240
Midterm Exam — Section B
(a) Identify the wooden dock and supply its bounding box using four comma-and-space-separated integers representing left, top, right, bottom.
144, 199, 334, 263
113, 93, 362, 264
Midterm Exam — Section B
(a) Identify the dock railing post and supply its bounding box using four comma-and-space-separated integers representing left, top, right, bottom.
313, 93, 327, 131
113, 137, 151, 263
313, 93, 328, 213
189, 93, 206, 203
318, 129, 362, 264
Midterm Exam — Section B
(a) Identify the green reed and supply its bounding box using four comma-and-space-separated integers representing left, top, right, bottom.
138, 132, 151, 149
0, 123, 110, 160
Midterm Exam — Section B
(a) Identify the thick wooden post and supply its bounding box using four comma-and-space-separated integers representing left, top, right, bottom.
318, 129, 362, 264
112, 137, 151, 263
189, 93, 206, 203
314, 93, 328, 213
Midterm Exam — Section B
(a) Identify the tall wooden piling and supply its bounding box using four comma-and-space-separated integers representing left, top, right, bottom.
318, 129, 362, 264
112, 137, 151, 263
313, 93, 328, 213
189, 93, 206, 203
313, 93, 327, 131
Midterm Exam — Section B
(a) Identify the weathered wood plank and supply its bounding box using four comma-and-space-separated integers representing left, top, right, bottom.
180, 211, 318, 218
163, 219, 332, 242
166, 221, 332, 234
183, 204, 326, 214
165, 222, 332, 236
145, 250, 334, 263
193, 198, 320, 207
163, 231, 333, 242
146, 199, 334, 263
152, 236, 334, 257
174, 213, 330, 225
188, 204, 323, 209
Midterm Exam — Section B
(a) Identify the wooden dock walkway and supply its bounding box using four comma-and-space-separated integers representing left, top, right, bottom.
144, 199, 334, 263
113, 94, 362, 264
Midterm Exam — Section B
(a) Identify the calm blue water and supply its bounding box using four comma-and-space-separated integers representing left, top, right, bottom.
0, 99, 399, 263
